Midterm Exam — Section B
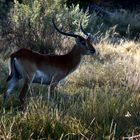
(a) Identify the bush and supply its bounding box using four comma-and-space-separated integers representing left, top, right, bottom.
1, 0, 89, 56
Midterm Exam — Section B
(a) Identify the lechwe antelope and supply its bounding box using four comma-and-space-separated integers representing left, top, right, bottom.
3, 19, 96, 111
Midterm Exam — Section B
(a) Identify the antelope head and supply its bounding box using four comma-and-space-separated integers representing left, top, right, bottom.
52, 19, 96, 56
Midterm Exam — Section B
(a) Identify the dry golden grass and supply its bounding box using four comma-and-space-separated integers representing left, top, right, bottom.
0, 30, 140, 139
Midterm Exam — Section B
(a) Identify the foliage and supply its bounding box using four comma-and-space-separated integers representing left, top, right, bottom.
1, 0, 89, 55
1, 0, 140, 56
82, 9, 140, 42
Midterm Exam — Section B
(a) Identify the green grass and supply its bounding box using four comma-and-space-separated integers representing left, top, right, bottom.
0, 39, 140, 139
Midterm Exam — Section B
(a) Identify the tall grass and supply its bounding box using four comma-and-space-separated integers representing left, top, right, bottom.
0, 35, 140, 139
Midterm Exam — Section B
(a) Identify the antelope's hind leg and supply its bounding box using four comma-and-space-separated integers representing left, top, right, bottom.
3, 75, 19, 109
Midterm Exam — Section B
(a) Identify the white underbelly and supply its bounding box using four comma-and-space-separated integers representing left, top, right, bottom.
33, 70, 51, 84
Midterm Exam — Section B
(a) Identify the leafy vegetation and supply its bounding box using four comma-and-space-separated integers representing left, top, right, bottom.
0, 0, 140, 139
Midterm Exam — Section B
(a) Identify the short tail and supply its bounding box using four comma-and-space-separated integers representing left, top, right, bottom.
6, 54, 20, 82
6, 56, 15, 82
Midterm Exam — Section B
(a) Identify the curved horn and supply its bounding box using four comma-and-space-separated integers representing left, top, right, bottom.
80, 21, 89, 36
52, 18, 80, 38
80, 21, 92, 36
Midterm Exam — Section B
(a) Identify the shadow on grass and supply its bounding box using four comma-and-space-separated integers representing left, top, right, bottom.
0, 83, 88, 116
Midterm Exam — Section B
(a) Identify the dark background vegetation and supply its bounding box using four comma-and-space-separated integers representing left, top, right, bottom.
3, 0, 140, 9
66, 0, 140, 10
1, 0, 140, 21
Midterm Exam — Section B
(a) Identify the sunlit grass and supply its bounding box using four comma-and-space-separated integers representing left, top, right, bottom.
0, 37, 140, 139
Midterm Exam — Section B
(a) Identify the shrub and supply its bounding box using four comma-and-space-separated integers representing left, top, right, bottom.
1, 0, 89, 56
